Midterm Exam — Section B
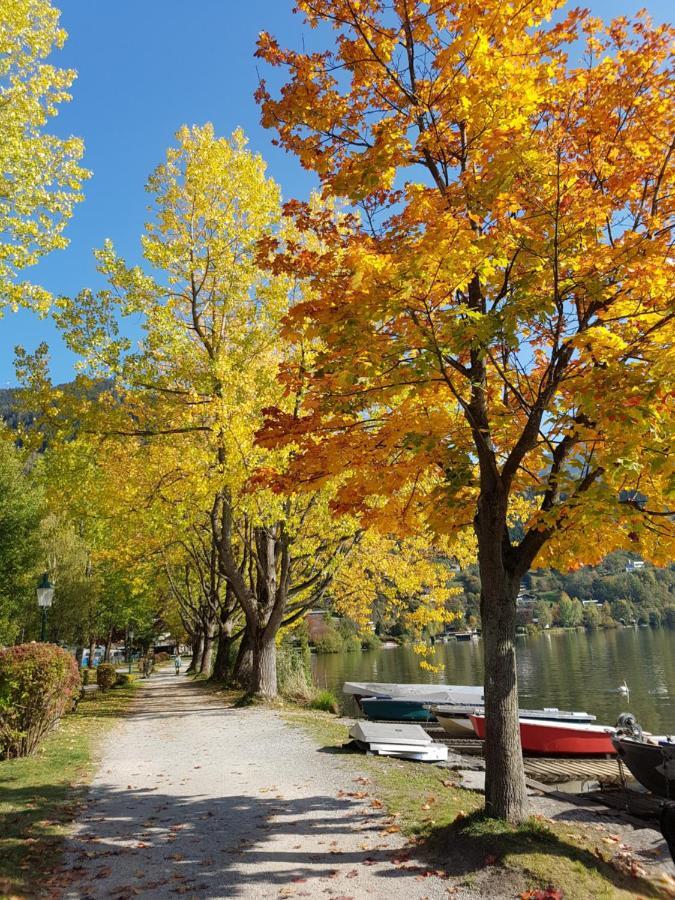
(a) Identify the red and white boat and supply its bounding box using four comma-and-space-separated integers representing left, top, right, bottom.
470, 714, 616, 756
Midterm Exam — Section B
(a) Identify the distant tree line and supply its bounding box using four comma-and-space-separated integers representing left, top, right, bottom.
452, 551, 675, 631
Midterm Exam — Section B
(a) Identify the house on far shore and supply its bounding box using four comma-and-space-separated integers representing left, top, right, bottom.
625, 559, 645, 573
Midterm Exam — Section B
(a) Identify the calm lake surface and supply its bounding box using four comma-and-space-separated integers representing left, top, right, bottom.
312, 627, 675, 734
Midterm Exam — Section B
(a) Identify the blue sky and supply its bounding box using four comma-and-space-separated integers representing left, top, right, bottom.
1, 0, 670, 386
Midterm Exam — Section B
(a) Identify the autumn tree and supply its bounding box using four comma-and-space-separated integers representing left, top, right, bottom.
256, 1, 674, 820
0, 428, 43, 642
0, 0, 87, 311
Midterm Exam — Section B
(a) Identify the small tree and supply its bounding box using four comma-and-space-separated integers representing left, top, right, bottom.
533, 600, 552, 630
583, 603, 601, 631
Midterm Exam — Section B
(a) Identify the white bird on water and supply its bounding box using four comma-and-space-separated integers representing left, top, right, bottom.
618, 679, 630, 695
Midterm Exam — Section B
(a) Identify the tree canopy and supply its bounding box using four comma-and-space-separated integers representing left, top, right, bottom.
0, 0, 88, 312
255, 0, 674, 821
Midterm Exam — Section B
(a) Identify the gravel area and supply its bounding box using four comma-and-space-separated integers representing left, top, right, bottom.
58, 670, 463, 899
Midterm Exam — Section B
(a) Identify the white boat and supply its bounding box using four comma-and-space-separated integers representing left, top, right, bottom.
431, 704, 597, 738
342, 681, 484, 707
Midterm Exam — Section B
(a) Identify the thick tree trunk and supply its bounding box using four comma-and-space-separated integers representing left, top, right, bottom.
87, 637, 96, 669
481, 585, 526, 822
187, 631, 203, 675
233, 625, 254, 689
477, 499, 527, 824
251, 633, 277, 698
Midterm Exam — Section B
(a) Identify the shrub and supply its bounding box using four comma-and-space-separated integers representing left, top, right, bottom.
313, 626, 344, 654
309, 689, 340, 714
0, 644, 80, 759
360, 632, 381, 651
154, 651, 170, 664
96, 663, 118, 692
80, 667, 93, 686
277, 642, 313, 701
116, 672, 133, 685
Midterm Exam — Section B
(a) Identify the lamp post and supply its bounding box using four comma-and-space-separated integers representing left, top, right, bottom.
36, 574, 55, 642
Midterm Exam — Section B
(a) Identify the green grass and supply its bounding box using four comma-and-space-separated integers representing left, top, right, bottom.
284, 707, 669, 900
0, 681, 139, 898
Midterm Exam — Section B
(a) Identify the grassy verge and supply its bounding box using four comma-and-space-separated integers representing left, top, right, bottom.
283, 707, 670, 899
0, 680, 139, 898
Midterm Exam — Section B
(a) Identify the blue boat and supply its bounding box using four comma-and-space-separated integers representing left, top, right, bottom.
360, 697, 437, 722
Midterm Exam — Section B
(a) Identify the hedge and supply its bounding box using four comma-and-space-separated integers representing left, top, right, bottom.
0, 644, 80, 759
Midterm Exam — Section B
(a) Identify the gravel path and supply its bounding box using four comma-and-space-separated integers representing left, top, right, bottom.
59, 669, 459, 899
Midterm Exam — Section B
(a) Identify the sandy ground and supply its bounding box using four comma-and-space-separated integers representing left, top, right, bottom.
58, 670, 461, 899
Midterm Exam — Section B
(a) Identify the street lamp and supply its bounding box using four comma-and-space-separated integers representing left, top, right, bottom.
37, 574, 55, 642
127, 626, 134, 674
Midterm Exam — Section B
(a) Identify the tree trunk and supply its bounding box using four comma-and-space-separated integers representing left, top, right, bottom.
199, 623, 216, 676
479, 536, 527, 824
87, 636, 96, 669
251, 632, 277, 698
211, 621, 236, 683
477, 504, 527, 824
103, 629, 113, 662
233, 625, 254, 689
187, 631, 203, 674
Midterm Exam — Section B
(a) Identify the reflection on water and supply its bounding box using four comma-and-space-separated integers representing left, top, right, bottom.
312, 627, 675, 733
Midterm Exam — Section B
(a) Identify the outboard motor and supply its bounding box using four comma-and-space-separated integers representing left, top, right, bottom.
660, 801, 675, 863
615, 712, 643, 739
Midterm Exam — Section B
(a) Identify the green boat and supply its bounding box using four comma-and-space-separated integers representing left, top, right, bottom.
360, 697, 436, 722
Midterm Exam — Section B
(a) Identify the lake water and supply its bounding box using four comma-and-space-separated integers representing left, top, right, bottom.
312, 627, 675, 734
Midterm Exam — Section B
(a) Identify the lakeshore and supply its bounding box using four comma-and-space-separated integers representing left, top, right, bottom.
2, 669, 674, 899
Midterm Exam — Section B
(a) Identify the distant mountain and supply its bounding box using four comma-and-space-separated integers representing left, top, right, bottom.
0, 387, 35, 430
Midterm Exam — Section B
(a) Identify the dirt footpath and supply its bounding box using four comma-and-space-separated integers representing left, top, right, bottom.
57, 670, 465, 899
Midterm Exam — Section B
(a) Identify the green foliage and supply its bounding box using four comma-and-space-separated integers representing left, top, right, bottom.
115, 673, 133, 685
582, 603, 601, 630
95, 663, 117, 692
277, 640, 313, 701
79, 667, 92, 686
453, 553, 675, 630
313, 626, 345, 654
360, 632, 381, 650
308, 689, 340, 714
0, 434, 44, 644
610, 598, 636, 624
556, 594, 584, 628
0, 643, 79, 759
533, 600, 552, 628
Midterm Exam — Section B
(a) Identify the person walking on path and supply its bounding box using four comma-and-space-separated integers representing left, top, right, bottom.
173, 652, 182, 676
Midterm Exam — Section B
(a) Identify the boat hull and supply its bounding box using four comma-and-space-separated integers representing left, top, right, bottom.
470, 715, 616, 756
612, 736, 675, 798
434, 711, 476, 736
360, 698, 436, 722
343, 682, 483, 705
